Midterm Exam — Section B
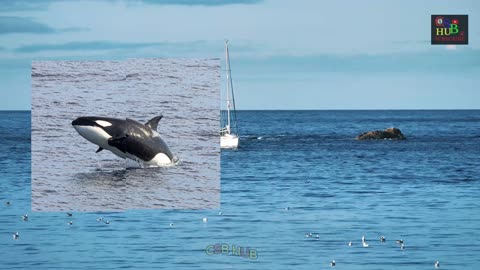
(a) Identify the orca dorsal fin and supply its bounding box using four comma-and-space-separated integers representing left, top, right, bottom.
145, 115, 163, 131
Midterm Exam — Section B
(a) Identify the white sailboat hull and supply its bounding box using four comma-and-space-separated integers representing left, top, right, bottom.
221, 41, 239, 150
221, 134, 239, 149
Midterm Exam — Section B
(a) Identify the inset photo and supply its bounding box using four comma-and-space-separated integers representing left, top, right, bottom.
31, 59, 220, 211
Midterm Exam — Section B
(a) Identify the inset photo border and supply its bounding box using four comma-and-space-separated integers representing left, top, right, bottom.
31, 58, 220, 211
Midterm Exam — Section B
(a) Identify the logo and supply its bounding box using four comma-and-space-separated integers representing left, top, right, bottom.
205, 243, 258, 260
431, 15, 468, 45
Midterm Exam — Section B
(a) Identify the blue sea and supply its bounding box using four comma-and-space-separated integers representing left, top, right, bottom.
1, 110, 480, 269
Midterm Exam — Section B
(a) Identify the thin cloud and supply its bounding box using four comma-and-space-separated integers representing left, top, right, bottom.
0, 16, 55, 34
0, 1, 51, 11
238, 50, 480, 74
139, 0, 262, 5
0, 0, 262, 10
0, 16, 89, 35
14, 40, 211, 53
391, 40, 431, 44
59, 27, 90, 33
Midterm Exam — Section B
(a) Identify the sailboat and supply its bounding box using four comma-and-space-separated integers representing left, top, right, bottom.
220, 40, 239, 149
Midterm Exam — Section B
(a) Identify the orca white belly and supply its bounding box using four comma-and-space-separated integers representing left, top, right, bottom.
143, 153, 173, 166
73, 125, 127, 159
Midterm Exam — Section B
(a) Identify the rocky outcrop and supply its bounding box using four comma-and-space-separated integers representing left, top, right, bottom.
356, 127, 406, 140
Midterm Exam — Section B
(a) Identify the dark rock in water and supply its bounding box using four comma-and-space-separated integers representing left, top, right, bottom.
356, 127, 406, 140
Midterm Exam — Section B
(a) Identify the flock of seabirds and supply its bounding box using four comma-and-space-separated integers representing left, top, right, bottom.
6, 200, 441, 269
305, 232, 440, 268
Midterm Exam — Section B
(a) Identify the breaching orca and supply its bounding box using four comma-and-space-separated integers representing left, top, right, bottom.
72, 115, 178, 167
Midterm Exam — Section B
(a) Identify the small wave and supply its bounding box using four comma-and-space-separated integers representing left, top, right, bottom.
243, 135, 263, 140
303, 192, 336, 198
242, 134, 341, 142
32, 73, 61, 78
125, 73, 140, 78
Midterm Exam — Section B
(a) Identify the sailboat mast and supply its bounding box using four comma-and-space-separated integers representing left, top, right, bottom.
225, 40, 231, 134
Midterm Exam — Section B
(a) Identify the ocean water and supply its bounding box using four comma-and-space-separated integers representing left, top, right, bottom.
1, 110, 480, 269
31, 59, 220, 211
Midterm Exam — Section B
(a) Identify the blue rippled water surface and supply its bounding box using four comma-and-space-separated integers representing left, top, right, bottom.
1, 110, 479, 269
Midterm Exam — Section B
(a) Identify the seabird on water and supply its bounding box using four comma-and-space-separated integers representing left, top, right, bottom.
330, 260, 336, 267
97, 217, 103, 222
203, 217, 208, 223
305, 233, 319, 239
348, 241, 352, 246
13, 232, 19, 240
400, 243, 405, 250
104, 220, 110, 224
22, 214, 28, 221
362, 235, 369, 247
434, 261, 440, 268
67, 221, 73, 225
66, 213, 73, 217
169, 223, 174, 227
396, 239, 404, 244
380, 236, 386, 242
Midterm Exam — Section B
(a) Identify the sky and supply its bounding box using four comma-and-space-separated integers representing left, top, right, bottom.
0, 0, 479, 110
